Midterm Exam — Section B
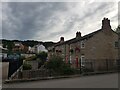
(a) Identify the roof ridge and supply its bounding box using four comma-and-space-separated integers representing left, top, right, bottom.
54, 29, 102, 46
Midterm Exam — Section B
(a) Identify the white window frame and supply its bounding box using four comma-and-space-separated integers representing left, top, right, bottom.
81, 41, 85, 48
81, 55, 85, 66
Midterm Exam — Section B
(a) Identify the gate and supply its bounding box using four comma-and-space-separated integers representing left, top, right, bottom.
7, 53, 23, 79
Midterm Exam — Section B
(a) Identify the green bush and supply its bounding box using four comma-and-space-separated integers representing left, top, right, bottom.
23, 63, 32, 70
45, 55, 64, 71
36, 51, 48, 63
62, 66, 76, 75
45, 55, 76, 75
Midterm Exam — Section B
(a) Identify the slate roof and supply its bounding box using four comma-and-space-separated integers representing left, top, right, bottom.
53, 29, 118, 47
54, 29, 101, 47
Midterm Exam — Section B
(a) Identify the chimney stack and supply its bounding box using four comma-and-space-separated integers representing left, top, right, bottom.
102, 17, 111, 30
60, 37, 64, 43
76, 31, 81, 38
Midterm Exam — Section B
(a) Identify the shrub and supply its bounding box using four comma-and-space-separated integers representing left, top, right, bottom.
62, 66, 76, 75
45, 55, 64, 71
36, 52, 48, 62
23, 63, 32, 70
37, 58, 43, 68
45, 55, 76, 75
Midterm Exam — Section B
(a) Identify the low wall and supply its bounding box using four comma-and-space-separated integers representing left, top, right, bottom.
22, 69, 50, 79
21, 54, 35, 58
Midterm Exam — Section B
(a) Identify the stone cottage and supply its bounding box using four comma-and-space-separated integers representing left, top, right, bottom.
48, 18, 119, 70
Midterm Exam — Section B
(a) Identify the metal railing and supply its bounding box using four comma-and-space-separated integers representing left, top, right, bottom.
79, 59, 119, 73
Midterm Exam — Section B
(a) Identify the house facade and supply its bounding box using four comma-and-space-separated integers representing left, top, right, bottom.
28, 44, 48, 54
12, 42, 25, 52
48, 18, 119, 70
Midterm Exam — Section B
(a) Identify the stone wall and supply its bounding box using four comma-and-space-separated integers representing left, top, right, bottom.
22, 69, 50, 79
84, 30, 118, 60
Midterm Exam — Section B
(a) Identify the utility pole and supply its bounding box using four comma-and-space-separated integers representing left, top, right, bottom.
118, 32, 120, 71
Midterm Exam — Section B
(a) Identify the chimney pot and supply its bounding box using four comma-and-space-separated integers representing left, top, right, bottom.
76, 31, 81, 38
102, 17, 111, 30
60, 37, 64, 43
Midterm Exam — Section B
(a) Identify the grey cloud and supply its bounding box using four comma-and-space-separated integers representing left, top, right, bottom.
2, 2, 118, 41
2, 2, 70, 40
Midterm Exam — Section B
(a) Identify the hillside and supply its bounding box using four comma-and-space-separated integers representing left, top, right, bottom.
1, 39, 56, 51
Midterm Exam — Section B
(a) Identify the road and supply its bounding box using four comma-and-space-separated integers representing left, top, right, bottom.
3, 73, 118, 88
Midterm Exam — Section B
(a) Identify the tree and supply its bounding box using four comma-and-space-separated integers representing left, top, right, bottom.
7, 42, 14, 51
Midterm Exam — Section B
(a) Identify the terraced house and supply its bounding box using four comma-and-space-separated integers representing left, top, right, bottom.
48, 18, 119, 70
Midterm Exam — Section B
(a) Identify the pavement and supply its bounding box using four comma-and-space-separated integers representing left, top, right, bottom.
2, 73, 119, 88
3, 70, 117, 84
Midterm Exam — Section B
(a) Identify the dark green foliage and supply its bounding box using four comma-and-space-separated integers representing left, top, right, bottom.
22, 40, 40, 47
23, 63, 32, 70
45, 55, 75, 75
37, 52, 47, 63
37, 52, 48, 61
43, 42, 56, 48
36, 52, 48, 68
61, 64, 76, 75
2, 40, 14, 51
62, 67, 76, 75
45, 55, 64, 70
2, 39, 55, 51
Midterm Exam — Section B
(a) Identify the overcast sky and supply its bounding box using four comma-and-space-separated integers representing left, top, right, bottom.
1, 1, 119, 42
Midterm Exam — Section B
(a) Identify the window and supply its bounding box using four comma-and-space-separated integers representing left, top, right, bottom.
81, 41, 85, 48
81, 55, 85, 66
115, 41, 118, 48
